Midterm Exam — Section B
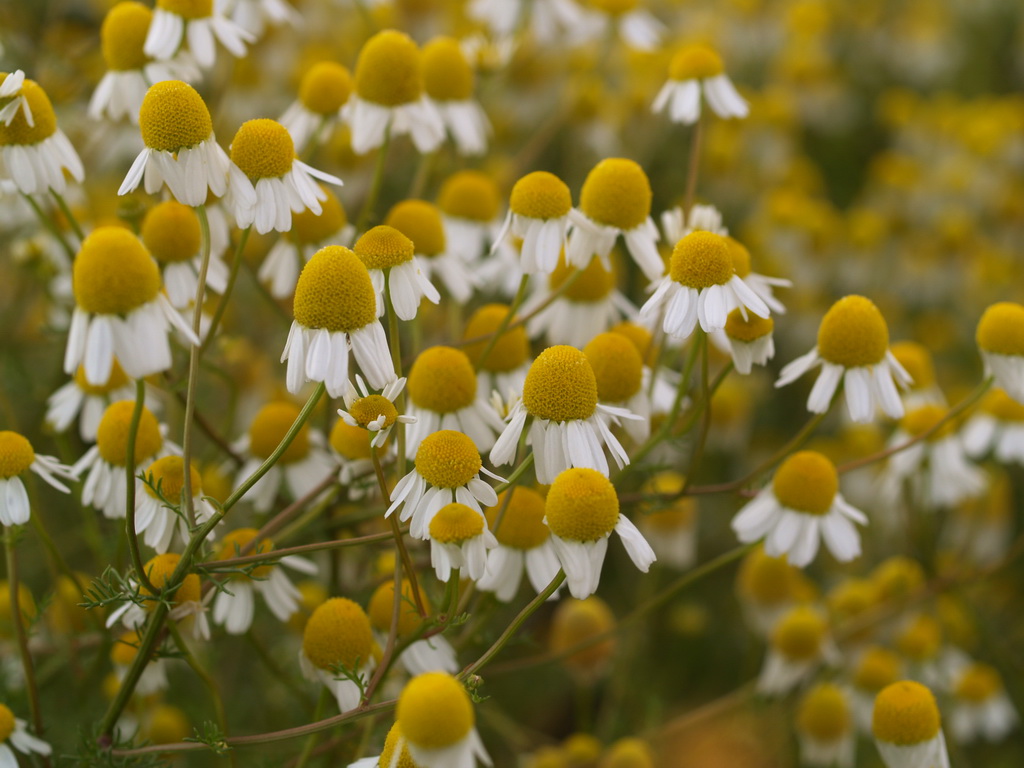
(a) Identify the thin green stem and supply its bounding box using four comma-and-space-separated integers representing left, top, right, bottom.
494, 452, 534, 494
679, 332, 711, 494
356, 126, 391, 232
683, 113, 704, 214
201, 225, 252, 354
362, 528, 406, 703
474, 275, 530, 372
21, 192, 74, 260
203, 531, 394, 571
125, 378, 156, 594
246, 630, 316, 709
384, 273, 406, 477
294, 689, 330, 768
51, 189, 85, 241
371, 446, 426, 617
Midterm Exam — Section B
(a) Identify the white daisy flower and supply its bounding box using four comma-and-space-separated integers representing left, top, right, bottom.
949, 661, 1019, 744
720, 310, 776, 375
45, 361, 142, 442
0, 431, 75, 527
338, 376, 415, 451
279, 61, 352, 152
0, 704, 51, 766
492, 171, 573, 275
652, 44, 748, 124
437, 170, 504, 263
660, 202, 728, 243
757, 606, 839, 696
889, 341, 946, 411
367, 579, 458, 676
135, 456, 217, 554
461, 304, 533, 409
796, 684, 856, 768
423, 37, 491, 157
478, 487, 562, 602
222, 0, 300, 39
723, 235, 791, 315
396, 672, 492, 768
300, 598, 377, 713
976, 302, 1024, 404
352, 225, 440, 322
144, 0, 253, 69
428, 502, 499, 583
0, 70, 31, 125
735, 546, 809, 637
849, 646, 903, 734
584, 331, 652, 443
872, 681, 951, 768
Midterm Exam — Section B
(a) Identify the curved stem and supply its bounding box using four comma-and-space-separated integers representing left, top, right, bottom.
51, 189, 84, 241
202, 530, 394, 571
372, 446, 425, 617
356, 125, 391, 233
21, 192, 74, 260
125, 378, 156, 594
294, 689, 330, 768
201, 225, 251, 355
493, 452, 534, 494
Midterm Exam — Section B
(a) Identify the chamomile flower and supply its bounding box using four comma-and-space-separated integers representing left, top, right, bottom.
893, 614, 945, 688
723, 236, 791, 316
580, 0, 665, 52
889, 341, 944, 409
544, 467, 654, 599
368, 579, 457, 675
0, 75, 83, 195
386, 199, 477, 303
550, 597, 617, 681
387, 430, 503, 540
89, 2, 201, 124
0, 704, 51, 765
428, 502, 498, 582
775, 295, 913, 423
732, 450, 867, 567
660, 202, 727, 243
119, 80, 232, 207
722, 309, 776, 374
328, 418, 378, 495
141, 200, 228, 310
222, 0, 300, 39
462, 304, 533, 403
345, 30, 444, 155
566, 158, 663, 281
144, 0, 253, 70
491, 346, 639, 484
46, 359, 137, 441
353, 225, 440, 321
636, 472, 698, 570
492, 171, 573, 274
850, 646, 903, 732
282, 245, 396, 397
211, 528, 317, 635
437, 171, 502, 262
0, 431, 75, 527
652, 44, 749, 125
338, 376, 414, 450
640, 231, 770, 341
872, 681, 951, 768
949, 662, 1019, 743
478, 487, 562, 602
758, 606, 838, 696
396, 672, 491, 768
796, 683, 856, 768
584, 332, 651, 443
107, 553, 210, 641
136, 456, 217, 553
422, 38, 490, 157
735, 546, 814, 636
300, 597, 376, 712
65, 227, 198, 385
280, 62, 352, 152
404, 347, 506, 456
976, 302, 1024, 403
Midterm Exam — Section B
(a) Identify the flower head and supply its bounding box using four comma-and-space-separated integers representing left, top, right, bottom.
301, 597, 376, 712
653, 44, 748, 124
396, 671, 491, 768
976, 302, 1024, 403
872, 681, 950, 768
0, 431, 75, 527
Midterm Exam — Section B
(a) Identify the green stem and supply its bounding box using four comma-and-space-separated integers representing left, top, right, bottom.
372, 446, 426, 617
203, 531, 393, 571
494, 452, 534, 494
246, 630, 315, 709
679, 332, 711, 494
51, 189, 85, 241
356, 125, 391, 233
125, 378, 156, 594
683, 113, 704, 215
384, 273, 406, 476
21, 192, 74, 260
474, 274, 529, 372
201, 225, 252, 355
294, 689, 330, 768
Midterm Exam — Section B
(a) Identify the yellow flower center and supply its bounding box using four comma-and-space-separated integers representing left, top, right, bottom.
889, 341, 935, 389
723, 237, 752, 278
157, 0, 212, 19
548, 254, 616, 302
771, 450, 838, 516
669, 231, 735, 289
329, 419, 373, 460
74, 227, 161, 316
429, 502, 485, 544
872, 556, 925, 601
215, 528, 274, 579
291, 186, 347, 245
354, 29, 423, 107
610, 321, 653, 359
407, 346, 477, 414
985, 389, 1024, 421
422, 36, 474, 101
737, 547, 797, 604
579, 158, 652, 231
896, 614, 941, 662
142, 455, 200, 504
797, 684, 850, 742
852, 646, 901, 692
0, 703, 14, 742
380, 724, 419, 768
641, 473, 696, 530
954, 663, 1002, 703
140, 553, 201, 605
368, 579, 428, 636
602, 738, 653, 768
293, 246, 377, 333
438, 171, 500, 223
523, 346, 598, 422
816, 295, 890, 368
724, 309, 774, 343
414, 430, 482, 489
872, 681, 941, 746
354, 225, 414, 271
397, 672, 474, 749
147, 704, 190, 745
899, 404, 955, 441
96, 401, 163, 466
976, 301, 1024, 356
462, 304, 530, 373
771, 606, 827, 661
0, 431, 34, 479
139, 80, 213, 152
385, 200, 446, 257
588, 0, 639, 15
669, 45, 725, 81
303, 597, 374, 671
110, 631, 143, 666
550, 596, 616, 672
827, 578, 877, 621
0, 79, 56, 146
101, 2, 152, 71
545, 467, 619, 542
510, 171, 572, 220
74, 360, 130, 395
141, 201, 200, 264
486, 487, 550, 550
231, 119, 295, 181
299, 61, 352, 115
584, 332, 642, 403
347, 396, 397, 432
248, 402, 310, 463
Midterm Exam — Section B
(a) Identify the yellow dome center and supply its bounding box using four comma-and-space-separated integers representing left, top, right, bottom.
899, 404, 955, 441
303, 597, 374, 671
737, 548, 796, 604
486, 487, 550, 550
231, 119, 295, 181
610, 322, 653, 359
414, 430, 482, 489
354, 30, 423, 107
147, 704, 191, 745
299, 62, 352, 115
510, 171, 572, 220
380, 724, 419, 768
141, 553, 201, 605
248, 402, 310, 463
724, 309, 774, 343
771, 607, 826, 660
141, 201, 201, 263
407, 346, 477, 414
293, 246, 377, 333
463, 304, 530, 373
354, 225, 415, 270
872, 681, 941, 745
291, 186, 347, 245
329, 419, 373, 460
771, 450, 838, 516
550, 596, 616, 672
429, 502, 485, 544
96, 401, 163, 466
985, 389, 1024, 421
523, 346, 598, 422
0, 431, 34, 479
548, 254, 616, 302
74, 227, 161, 315
0, 79, 56, 146
385, 200, 446, 257
397, 672, 474, 749
896, 615, 941, 662
579, 158, 652, 231
349, 395, 399, 430
111, 631, 142, 666
438, 171, 500, 222
101, 2, 152, 71
74, 360, 130, 395
422, 36, 474, 101
976, 301, 1024, 356
816, 295, 890, 368
215, 528, 274, 579
872, 556, 925, 601
158, 0, 212, 19
797, 684, 850, 742
143, 455, 200, 504
669, 45, 725, 81
724, 237, 752, 278
584, 332, 643, 402
852, 646, 901, 692
889, 341, 935, 389
368, 579, 427, 636
545, 467, 619, 542
0, 703, 14, 742
669, 231, 735, 289
954, 663, 1001, 703
139, 80, 213, 152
